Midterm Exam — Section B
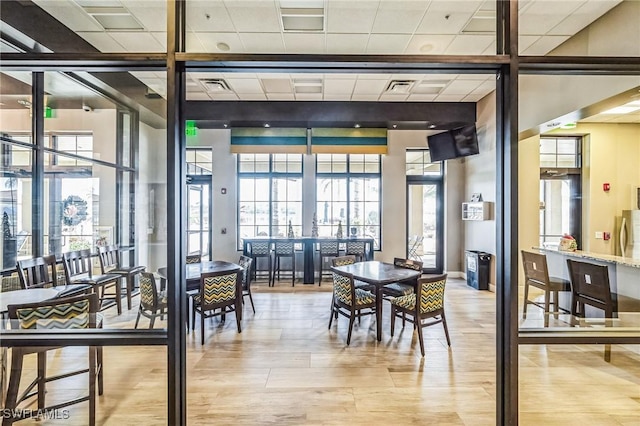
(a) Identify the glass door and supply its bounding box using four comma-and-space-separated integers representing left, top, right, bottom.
187, 180, 211, 259
406, 182, 443, 273
539, 174, 581, 249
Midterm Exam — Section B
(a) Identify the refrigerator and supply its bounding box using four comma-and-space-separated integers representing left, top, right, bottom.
617, 210, 640, 259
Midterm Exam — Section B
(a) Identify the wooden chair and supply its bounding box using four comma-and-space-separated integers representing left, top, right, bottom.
63, 249, 122, 314
521, 250, 570, 326
5, 293, 103, 426
318, 240, 340, 286
567, 259, 614, 361
331, 255, 375, 292
17, 255, 91, 298
186, 252, 202, 264
135, 272, 167, 329
246, 241, 272, 283
98, 245, 146, 311
238, 255, 255, 313
382, 258, 423, 299
390, 274, 450, 357
345, 240, 367, 262
271, 241, 296, 287
191, 269, 243, 344
328, 268, 376, 345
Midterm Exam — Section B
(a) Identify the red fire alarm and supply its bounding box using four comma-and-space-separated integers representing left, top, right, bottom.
603, 183, 610, 192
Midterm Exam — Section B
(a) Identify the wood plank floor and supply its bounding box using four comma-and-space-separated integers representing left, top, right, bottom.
6, 277, 640, 425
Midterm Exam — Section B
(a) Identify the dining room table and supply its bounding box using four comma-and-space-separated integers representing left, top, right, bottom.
330, 260, 422, 341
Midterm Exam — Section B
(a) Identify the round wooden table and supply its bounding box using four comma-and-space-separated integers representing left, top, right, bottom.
0, 288, 59, 315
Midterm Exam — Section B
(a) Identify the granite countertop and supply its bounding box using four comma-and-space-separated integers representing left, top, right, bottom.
535, 247, 640, 269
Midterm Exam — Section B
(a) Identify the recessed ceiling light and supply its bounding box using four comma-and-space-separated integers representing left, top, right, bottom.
223, 123, 228, 128
354, 124, 360, 128
392, 124, 398, 129
419, 43, 434, 53
216, 42, 230, 52
428, 124, 437, 129
264, 123, 270, 128
81, 6, 145, 31
280, 7, 324, 32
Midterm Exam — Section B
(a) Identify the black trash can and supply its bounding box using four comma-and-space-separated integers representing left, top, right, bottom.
465, 250, 491, 290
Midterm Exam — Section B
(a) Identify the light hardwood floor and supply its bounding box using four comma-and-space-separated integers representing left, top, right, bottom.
6, 277, 640, 425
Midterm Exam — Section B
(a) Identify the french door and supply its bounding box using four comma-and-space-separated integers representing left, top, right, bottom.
186, 177, 212, 260
406, 181, 444, 274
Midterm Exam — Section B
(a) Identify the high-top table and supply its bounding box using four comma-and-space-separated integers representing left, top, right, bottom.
242, 236, 375, 284
330, 261, 421, 341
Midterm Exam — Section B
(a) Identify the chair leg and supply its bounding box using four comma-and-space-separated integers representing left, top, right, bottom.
89, 346, 96, 426
346, 313, 355, 345
553, 290, 560, 318
134, 309, 142, 329
248, 292, 256, 314
200, 310, 205, 345
416, 318, 426, 357
149, 315, 156, 329
192, 304, 196, 331
543, 289, 551, 327
291, 257, 295, 287
522, 282, 529, 319
126, 276, 133, 311
235, 308, 242, 333
97, 346, 104, 395
328, 304, 335, 329
441, 312, 451, 346
604, 344, 611, 362
4, 348, 24, 425
390, 305, 396, 336
115, 281, 122, 315
37, 351, 46, 409
318, 257, 322, 286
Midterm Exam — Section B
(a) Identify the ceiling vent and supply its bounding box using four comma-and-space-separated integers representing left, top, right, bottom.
280, 5, 324, 32
385, 80, 415, 94
199, 78, 232, 93
81, 6, 145, 31
461, 10, 496, 34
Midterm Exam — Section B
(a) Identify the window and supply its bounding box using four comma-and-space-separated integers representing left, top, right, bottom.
316, 154, 381, 248
237, 154, 303, 247
186, 148, 212, 175
406, 150, 442, 176
539, 137, 581, 168
52, 134, 93, 166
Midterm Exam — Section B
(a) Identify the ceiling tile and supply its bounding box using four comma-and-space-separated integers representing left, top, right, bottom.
226, 78, 264, 94
456, 74, 491, 81
519, 35, 540, 53
186, 32, 206, 52
186, 92, 213, 101
353, 79, 388, 95
239, 33, 285, 53
238, 93, 268, 100
326, 1, 379, 33
445, 35, 493, 55
108, 32, 164, 52
222, 73, 257, 80
121, 1, 166, 32
324, 79, 356, 95
188, 72, 227, 80
470, 80, 496, 95
261, 79, 293, 93
224, 1, 281, 33
323, 94, 352, 101
390, 74, 424, 81
407, 93, 436, 102
324, 74, 358, 80
33, 0, 103, 32
196, 32, 244, 53
463, 93, 488, 102
521, 35, 570, 55
405, 34, 455, 54
371, 2, 428, 34
257, 73, 291, 80
326, 34, 369, 54
441, 79, 486, 95
151, 32, 167, 50
416, 0, 482, 35
366, 34, 412, 54
209, 93, 239, 100
547, 1, 622, 36
351, 94, 380, 101
421, 74, 458, 81
186, 4, 236, 32
295, 93, 323, 100
267, 93, 295, 100
283, 33, 325, 53
77, 32, 126, 52
378, 94, 409, 102
434, 94, 466, 102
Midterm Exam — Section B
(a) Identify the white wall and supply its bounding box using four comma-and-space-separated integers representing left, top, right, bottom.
463, 92, 497, 286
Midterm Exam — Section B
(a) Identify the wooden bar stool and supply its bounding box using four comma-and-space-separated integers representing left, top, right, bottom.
521, 250, 570, 326
271, 241, 296, 287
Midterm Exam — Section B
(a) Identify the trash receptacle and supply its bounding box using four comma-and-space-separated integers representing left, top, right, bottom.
465, 250, 491, 290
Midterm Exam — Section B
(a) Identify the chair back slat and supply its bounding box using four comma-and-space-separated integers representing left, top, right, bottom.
98, 245, 120, 272
566, 259, 613, 316
238, 255, 253, 290
17, 255, 58, 289
521, 251, 550, 287
394, 257, 423, 271
63, 249, 93, 282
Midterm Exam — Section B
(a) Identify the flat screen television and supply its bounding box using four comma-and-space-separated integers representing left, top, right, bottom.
427, 124, 479, 162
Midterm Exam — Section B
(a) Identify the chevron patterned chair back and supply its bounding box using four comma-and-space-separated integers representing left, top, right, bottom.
135, 272, 167, 329
192, 269, 243, 344
318, 240, 340, 285
345, 241, 367, 262
186, 252, 202, 264
328, 269, 376, 345
5, 293, 104, 425
246, 241, 272, 283
389, 273, 450, 357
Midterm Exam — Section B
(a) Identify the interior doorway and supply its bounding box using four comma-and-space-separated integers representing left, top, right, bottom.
186, 177, 212, 260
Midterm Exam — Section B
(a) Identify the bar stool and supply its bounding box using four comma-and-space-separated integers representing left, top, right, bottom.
271, 241, 296, 287
318, 240, 340, 286
521, 250, 570, 326
247, 241, 272, 283
345, 240, 367, 262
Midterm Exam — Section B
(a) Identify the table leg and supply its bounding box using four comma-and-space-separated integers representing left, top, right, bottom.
376, 286, 383, 341
303, 242, 315, 284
